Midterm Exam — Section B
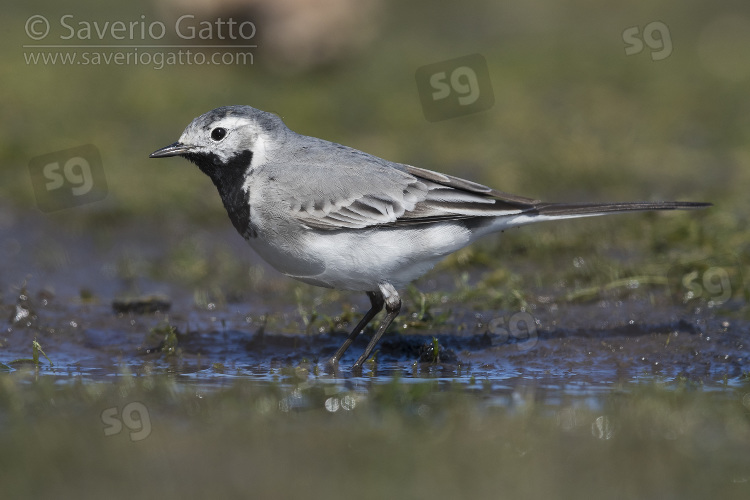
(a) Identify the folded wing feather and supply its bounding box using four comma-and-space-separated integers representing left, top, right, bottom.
290, 162, 536, 231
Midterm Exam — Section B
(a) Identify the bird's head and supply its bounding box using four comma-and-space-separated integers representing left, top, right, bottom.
150, 105, 287, 177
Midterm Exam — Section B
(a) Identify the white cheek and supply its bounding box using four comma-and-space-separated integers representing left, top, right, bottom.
253, 134, 269, 166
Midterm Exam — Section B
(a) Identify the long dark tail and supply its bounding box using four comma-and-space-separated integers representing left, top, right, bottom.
496, 200, 710, 229
534, 201, 711, 217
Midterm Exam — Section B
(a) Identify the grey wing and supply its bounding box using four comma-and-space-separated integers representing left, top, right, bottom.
274, 156, 540, 231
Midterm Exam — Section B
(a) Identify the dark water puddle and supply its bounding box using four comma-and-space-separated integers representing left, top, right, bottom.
4, 293, 746, 391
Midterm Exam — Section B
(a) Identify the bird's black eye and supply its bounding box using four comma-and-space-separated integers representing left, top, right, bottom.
211, 127, 227, 141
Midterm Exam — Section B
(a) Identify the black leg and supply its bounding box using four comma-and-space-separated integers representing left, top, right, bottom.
352, 283, 401, 370
327, 291, 384, 367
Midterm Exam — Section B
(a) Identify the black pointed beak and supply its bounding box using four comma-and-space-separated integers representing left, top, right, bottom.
149, 142, 194, 158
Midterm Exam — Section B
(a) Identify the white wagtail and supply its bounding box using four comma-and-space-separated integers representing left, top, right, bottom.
150, 105, 709, 369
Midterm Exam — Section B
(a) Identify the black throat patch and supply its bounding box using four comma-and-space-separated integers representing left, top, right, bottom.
183, 149, 257, 239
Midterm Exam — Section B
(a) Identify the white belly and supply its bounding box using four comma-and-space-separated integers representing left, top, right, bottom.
255, 222, 475, 291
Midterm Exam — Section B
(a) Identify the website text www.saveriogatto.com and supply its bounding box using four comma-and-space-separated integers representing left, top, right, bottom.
23, 14, 256, 69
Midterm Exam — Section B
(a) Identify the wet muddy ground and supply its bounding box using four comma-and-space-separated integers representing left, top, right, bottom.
3, 206, 747, 393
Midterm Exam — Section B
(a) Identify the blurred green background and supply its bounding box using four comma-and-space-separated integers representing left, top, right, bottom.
5, 0, 748, 223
